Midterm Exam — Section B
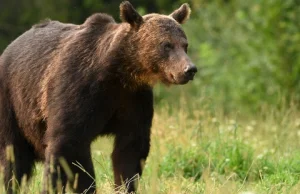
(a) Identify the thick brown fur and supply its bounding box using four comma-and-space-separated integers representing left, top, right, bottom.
0, 1, 195, 193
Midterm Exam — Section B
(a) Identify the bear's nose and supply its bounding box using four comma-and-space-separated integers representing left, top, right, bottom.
184, 65, 197, 78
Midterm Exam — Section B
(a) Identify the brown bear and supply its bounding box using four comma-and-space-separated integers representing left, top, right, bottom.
0, 1, 196, 193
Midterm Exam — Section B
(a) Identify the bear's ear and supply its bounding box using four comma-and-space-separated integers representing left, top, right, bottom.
120, 1, 143, 29
169, 3, 191, 24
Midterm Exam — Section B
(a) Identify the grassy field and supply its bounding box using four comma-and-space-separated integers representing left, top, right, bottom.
1, 91, 299, 194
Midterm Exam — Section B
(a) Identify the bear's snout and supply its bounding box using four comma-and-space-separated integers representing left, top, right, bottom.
184, 64, 197, 80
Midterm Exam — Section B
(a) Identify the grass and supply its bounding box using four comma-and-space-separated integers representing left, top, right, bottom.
1, 94, 300, 194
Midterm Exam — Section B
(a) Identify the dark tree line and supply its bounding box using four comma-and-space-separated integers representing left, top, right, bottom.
0, 0, 188, 52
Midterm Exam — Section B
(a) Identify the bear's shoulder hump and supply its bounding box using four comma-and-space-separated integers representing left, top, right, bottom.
84, 13, 115, 26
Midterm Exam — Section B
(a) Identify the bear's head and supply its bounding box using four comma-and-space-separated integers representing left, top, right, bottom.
120, 1, 197, 86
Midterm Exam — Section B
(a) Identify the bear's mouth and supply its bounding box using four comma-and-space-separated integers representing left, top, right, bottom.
170, 73, 176, 82
169, 73, 190, 85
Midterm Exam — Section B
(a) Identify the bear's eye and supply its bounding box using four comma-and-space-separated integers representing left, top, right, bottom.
183, 44, 188, 53
163, 42, 174, 51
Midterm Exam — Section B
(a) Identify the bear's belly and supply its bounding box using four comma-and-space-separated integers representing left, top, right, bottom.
21, 119, 47, 161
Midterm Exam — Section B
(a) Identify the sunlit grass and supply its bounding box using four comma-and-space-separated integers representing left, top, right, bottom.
0, 97, 299, 193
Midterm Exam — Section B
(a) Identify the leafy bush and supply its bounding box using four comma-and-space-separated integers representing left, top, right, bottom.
155, 0, 300, 113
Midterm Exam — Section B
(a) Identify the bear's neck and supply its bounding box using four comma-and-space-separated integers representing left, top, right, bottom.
102, 25, 156, 90
113, 54, 155, 90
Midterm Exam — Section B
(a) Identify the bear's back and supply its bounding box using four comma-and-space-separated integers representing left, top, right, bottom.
0, 20, 81, 120
1, 13, 116, 76
1, 20, 77, 71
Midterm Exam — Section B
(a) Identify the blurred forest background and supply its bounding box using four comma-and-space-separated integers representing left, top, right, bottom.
0, 0, 300, 114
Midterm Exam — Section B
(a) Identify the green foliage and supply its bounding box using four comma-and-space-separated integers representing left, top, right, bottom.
153, 0, 300, 115
183, 0, 300, 112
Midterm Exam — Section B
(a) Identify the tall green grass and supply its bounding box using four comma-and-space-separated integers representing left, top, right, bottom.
1, 97, 299, 193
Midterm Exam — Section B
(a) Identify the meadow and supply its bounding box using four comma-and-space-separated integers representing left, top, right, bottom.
1, 92, 299, 193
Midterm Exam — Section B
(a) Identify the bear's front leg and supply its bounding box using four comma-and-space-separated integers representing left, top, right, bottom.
112, 133, 150, 192
111, 88, 153, 193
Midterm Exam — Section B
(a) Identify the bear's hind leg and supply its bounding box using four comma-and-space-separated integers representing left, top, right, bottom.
0, 86, 36, 194
0, 134, 36, 194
